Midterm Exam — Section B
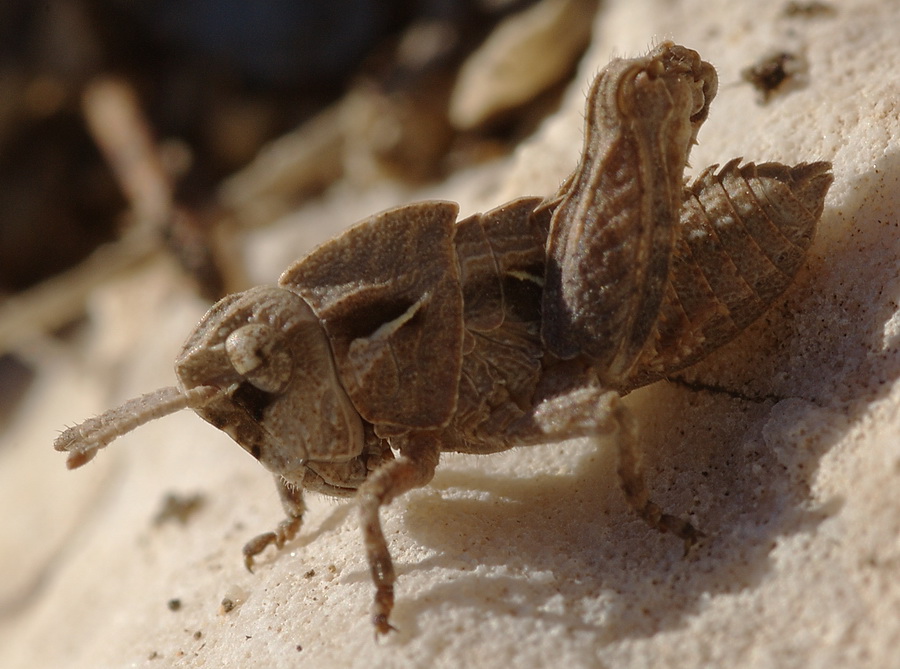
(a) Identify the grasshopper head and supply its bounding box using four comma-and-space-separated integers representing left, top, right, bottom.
174, 285, 364, 482
56, 286, 364, 487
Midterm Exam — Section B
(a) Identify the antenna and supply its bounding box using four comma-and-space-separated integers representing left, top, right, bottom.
54, 385, 217, 469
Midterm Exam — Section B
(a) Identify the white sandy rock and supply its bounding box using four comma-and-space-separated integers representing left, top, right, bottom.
1, 0, 898, 667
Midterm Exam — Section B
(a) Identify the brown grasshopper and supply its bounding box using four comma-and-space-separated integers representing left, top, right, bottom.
55, 42, 832, 635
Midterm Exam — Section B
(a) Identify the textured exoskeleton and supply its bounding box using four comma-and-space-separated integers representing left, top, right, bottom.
55, 42, 832, 635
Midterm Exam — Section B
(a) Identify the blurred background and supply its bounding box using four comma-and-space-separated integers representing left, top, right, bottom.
0, 0, 598, 426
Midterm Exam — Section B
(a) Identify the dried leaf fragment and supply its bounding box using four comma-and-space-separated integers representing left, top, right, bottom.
741, 51, 808, 103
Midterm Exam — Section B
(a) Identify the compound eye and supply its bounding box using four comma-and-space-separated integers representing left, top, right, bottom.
225, 324, 292, 393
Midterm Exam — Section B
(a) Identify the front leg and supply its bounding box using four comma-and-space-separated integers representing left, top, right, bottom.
243, 475, 305, 572
356, 431, 441, 635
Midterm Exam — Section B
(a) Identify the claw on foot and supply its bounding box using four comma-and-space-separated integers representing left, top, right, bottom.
241, 516, 303, 571
657, 511, 705, 556
373, 614, 398, 638
242, 532, 278, 572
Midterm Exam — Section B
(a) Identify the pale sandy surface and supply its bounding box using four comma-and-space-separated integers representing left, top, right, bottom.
1, 1, 899, 667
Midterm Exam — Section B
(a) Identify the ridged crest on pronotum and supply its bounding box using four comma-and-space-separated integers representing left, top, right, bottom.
625, 159, 833, 388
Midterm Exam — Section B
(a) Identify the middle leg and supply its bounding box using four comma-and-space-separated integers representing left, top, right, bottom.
513, 385, 702, 549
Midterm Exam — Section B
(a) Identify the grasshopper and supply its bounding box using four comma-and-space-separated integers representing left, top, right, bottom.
56, 42, 832, 634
